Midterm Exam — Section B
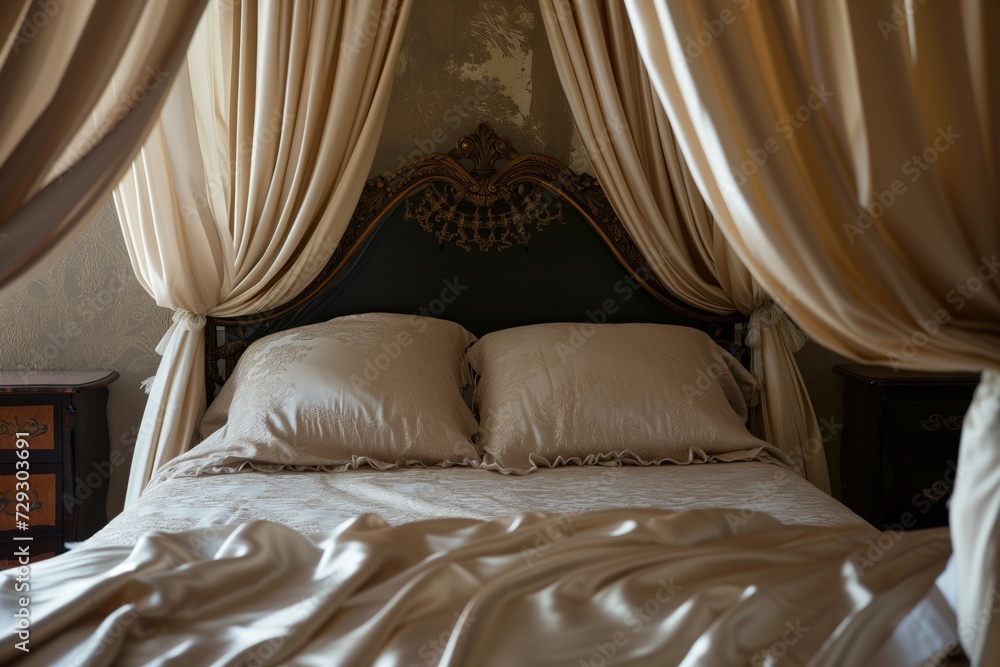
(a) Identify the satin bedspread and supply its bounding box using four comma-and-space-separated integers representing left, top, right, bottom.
1, 509, 952, 666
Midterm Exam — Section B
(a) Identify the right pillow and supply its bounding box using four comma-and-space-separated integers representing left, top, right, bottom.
467, 322, 789, 473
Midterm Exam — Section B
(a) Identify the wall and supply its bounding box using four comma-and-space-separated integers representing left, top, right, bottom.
370, 0, 590, 177
0, 201, 170, 517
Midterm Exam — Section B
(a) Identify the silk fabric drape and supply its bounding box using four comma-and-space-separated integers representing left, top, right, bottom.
0, 0, 207, 301
115, 0, 412, 505
0, 511, 953, 666
539, 0, 829, 491
624, 0, 998, 661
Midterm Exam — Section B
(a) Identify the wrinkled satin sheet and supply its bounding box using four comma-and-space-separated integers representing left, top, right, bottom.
1, 509, 952, 666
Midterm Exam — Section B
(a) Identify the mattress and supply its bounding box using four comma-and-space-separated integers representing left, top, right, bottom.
86, 461, 864, 548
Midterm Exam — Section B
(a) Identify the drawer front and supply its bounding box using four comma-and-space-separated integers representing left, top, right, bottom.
894, 400, 968, 455
0, 405, 56, 451
890, 456, 957, 529
0, 471, 58, 533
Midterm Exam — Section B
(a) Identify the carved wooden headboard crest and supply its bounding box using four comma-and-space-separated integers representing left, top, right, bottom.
204, 123, 744, 399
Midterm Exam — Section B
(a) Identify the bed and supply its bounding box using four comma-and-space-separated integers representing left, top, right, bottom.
0, 125, 962, 666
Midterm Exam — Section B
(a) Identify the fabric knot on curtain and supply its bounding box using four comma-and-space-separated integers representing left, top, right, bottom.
742, 299, 807, 407
142, 309, 209, 395
746, 299, 808, 352
155, 309, 208, 355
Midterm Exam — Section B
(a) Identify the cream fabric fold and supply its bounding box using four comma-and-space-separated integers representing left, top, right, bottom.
115, 0, 412, 505
0, 0, 207, 301
624, 0, 998, 662
539, 0, 829, 490
0, 511, 953, 666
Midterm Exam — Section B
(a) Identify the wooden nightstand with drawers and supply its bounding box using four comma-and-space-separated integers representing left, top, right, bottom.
836, 364, 979, 530
0, 370, 118, 568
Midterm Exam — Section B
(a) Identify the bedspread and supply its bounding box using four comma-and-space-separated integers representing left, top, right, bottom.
86, 463, 863, 548
1, 508, 952, 666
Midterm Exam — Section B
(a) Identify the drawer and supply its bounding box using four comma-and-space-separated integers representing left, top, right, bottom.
889, 456, 957, 529
894, 400, 968, 455
0, 469, 58, 534
0, 405, 55, 451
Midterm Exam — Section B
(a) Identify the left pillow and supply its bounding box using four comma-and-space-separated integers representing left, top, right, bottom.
153, 313, 480, 482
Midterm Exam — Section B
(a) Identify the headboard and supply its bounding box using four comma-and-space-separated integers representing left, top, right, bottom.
204, 123, 746, 401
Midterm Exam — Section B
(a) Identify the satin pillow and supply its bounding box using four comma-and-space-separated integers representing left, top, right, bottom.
174, 313, 480, 476
466, 322, 783, 473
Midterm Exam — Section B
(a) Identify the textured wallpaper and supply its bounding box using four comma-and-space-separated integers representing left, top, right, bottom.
0, 202, 170, 517
370, 0, 592, 177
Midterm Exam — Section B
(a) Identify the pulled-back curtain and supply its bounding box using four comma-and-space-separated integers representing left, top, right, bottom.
539, 0, 829, 491
625, 0, 999, 662
115, 0, 412, 504
0, 0, 207, 301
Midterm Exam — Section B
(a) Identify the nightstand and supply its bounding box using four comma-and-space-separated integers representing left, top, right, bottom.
0, 370, 118, 567
836, 364, 979, 530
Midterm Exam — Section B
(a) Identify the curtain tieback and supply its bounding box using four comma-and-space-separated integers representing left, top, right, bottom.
142, 309, 208, 394
743, 299, 808, 406
155, 309, 208, 354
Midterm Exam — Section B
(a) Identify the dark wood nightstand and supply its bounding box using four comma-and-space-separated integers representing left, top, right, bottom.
0, 370, 118, 567
836, 364, 979, 530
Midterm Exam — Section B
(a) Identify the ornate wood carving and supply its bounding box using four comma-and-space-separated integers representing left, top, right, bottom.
204, 123, 743, 399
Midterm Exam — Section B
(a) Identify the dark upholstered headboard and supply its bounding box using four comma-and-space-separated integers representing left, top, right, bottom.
203, 123, 746, 401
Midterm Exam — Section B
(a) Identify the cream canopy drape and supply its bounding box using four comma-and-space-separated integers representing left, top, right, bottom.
0, 0, 207, 301
115, 0, 412, 504
626, 0, 998, 662
539, 0, 829, 491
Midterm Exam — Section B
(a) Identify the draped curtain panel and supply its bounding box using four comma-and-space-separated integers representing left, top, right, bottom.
625, 0, 999, 661
539, 0, 829, 491
115, 0, 412, 505
0, 0, 207, 301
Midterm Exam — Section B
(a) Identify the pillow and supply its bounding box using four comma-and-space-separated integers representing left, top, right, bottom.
155, 313, 480, 481
466, 322, 784, 473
